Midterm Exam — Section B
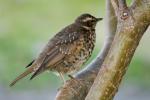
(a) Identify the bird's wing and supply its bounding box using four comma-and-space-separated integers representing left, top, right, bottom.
30, 31, 80, 80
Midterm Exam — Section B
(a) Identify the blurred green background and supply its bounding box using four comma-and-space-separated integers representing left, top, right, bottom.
0, 0, 150, 100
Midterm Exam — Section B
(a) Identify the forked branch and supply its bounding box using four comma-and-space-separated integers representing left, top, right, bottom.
85, 0, 150, 100
55, 0, 150, 100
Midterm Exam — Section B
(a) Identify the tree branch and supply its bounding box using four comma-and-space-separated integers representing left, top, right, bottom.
55, 1, 117, 100
111, 0, 119, 16
118, 0, 127, 9
85, 0, 150, 100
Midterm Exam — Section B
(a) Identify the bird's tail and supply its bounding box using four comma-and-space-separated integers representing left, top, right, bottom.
10, 66, 34, 87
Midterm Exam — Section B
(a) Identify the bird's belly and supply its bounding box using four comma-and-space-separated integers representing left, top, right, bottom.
51, 33, 95, 74
52, 45, 94, 74
51, 50, 87, 74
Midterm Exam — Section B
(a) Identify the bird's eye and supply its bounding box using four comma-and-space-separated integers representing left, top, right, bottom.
91, 20, 95, 22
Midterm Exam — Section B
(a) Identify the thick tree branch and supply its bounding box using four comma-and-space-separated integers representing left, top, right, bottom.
55, 1, 117, 100
85, 0, 150, 100
132, 0, 150, 7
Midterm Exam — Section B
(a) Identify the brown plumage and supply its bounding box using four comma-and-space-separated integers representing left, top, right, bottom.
10, 13, 102, 86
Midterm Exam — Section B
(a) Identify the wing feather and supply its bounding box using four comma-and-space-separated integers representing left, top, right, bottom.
30, 30, 80, 79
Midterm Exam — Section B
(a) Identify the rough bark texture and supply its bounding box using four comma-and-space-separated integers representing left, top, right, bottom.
55, 0, 150, 100
85, 0, 150, 100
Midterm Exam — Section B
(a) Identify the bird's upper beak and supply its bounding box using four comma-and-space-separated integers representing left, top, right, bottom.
96, 18, 103, 21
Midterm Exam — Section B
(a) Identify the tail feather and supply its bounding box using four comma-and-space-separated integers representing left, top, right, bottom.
10, 67, 34, 87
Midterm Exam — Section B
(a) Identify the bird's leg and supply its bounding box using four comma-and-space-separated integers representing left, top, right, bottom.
68, 74, 79, 82
57, 72, 66, 91
68, 74, 75, 79
68, 74, 85, 87
59, 72, 65, 84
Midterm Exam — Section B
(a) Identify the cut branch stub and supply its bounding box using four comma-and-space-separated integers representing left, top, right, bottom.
119, 8, 129, 20
111, 0, 131, 20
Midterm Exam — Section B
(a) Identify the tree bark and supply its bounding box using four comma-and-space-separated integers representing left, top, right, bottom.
85, 0, 150, 100
55, 0, 150, 100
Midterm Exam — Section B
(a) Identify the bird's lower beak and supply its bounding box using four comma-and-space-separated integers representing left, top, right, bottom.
96, 18, 103, 21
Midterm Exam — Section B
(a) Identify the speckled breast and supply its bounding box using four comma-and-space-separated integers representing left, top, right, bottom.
55, 30, 96, 74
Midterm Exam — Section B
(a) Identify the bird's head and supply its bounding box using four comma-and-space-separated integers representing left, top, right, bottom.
75, 13, 103, 29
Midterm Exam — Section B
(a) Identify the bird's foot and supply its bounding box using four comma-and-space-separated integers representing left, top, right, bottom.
68, 74, 85, 87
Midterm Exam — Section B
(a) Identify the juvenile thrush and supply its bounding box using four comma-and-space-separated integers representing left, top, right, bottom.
10, 13, 102, 86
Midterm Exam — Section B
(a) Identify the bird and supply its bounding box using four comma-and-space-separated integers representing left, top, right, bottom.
10, 13, 102, 86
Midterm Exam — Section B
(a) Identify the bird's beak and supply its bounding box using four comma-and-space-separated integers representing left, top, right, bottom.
96, 18, 103, 21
